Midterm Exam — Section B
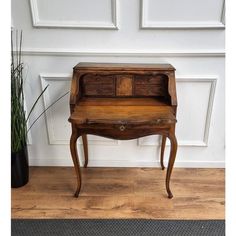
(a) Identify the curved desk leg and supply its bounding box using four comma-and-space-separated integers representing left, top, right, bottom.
160, 135, 166, 170
82, 135, 88, 168
70, 130, 81, 198
166, 133, 178, 199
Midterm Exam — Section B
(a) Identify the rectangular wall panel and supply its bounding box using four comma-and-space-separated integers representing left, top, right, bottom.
30, 0, 118, 29
40, 74, 118, 145
138, 78, 217, 146
141, 0, 225, 28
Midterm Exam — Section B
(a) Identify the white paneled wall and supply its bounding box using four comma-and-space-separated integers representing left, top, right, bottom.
11, 0, 225, 167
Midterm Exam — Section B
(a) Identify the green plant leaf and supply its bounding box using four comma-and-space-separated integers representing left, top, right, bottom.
26, 84, 49, 122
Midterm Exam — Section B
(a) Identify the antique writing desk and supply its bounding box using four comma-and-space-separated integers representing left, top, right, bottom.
68, 63, 178, 198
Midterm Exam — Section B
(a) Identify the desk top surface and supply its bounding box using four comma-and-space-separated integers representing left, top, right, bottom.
69, 105, 176, 125
74, 63, 175, 71
69, 96, 176, 125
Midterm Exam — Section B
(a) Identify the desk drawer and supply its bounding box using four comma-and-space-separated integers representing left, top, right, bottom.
83, 84, 115, 96
82, 74, 115, 96
134, 84, 166, 96
83, 75, 114, 84
134, 75, 166, 85
134, 75, 168, 96
76, 124, 171, 140
75, 119, 175, 130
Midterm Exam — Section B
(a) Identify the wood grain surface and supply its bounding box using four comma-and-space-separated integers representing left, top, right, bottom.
116, 75, 133, 96
12, 167, 225, 219
69, 105, 176, 125
74, 63, 175, 71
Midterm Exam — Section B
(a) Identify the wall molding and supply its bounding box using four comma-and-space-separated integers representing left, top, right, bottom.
220, 0, 225, 25
40, 74, 217, 147
30, 0, 119, 29
40, 74, 118, 145
29, 157, 225, 168
20, 48, 225, 57
138, 77, 217, 147
140, 0, 225, 29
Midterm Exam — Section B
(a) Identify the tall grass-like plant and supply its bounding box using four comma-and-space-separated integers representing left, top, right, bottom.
11, 30, 48, 153
11, 30, 27, 153
11, 30, 69, 154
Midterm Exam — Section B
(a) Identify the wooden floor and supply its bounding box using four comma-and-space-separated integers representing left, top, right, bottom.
12, 167, 225, 219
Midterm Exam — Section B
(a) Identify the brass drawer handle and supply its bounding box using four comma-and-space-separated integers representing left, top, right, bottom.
119, 125, 126, 131
155, 118, 176, 124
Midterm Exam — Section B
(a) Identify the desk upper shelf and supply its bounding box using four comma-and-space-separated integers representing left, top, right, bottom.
70, 63, 177, 109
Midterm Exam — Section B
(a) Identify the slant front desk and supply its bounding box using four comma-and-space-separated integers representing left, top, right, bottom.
68, 63, 178, 198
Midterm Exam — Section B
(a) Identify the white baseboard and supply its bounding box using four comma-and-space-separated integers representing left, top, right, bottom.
29, 158, 225, 168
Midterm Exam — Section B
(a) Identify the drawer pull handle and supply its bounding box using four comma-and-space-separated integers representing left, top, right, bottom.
119, 125, 126, 131
155, 118, 176, 124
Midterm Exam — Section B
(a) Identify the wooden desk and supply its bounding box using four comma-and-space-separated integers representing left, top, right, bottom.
68, 63, 178, 198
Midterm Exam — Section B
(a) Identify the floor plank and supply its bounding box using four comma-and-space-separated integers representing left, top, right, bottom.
11, 167, 225, 219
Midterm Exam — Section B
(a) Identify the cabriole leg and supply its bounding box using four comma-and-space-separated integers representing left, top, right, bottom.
160, 135, 167, 170
82, 135, 88, 168
165, 133, 178, 199
70, 131, 81, 197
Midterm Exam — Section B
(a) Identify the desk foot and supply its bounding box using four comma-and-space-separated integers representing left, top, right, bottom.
167, 190, 173, 199
74, 188, 81, 198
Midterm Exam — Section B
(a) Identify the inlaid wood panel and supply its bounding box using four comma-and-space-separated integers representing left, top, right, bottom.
116, 75, 133, 96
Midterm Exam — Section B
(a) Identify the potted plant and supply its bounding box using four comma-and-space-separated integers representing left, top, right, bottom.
11, 31, 48, 188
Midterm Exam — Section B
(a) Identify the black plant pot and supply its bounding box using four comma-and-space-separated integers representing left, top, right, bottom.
11, 145, 29, 188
